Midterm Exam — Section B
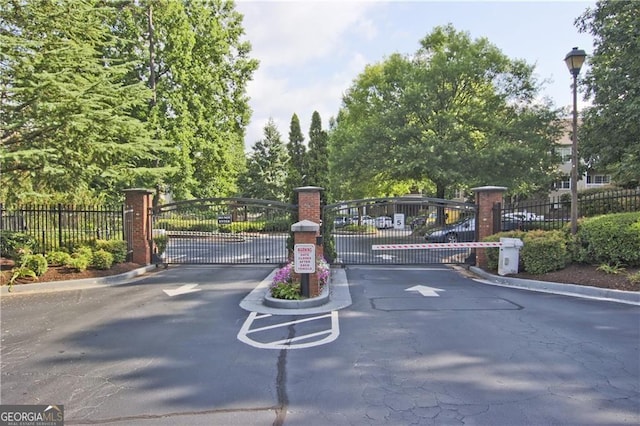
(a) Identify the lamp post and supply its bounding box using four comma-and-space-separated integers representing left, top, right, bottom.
564, 47, 587, 235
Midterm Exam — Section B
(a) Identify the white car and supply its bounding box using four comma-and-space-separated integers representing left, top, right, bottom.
503, 211, 544, 221
375, 216, 393, 229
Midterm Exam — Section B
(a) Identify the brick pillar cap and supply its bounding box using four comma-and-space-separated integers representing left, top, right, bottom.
291, 220, 320, 232
123, 188, 154, 194
471, 186, 508, 193
294, 186, 324, 193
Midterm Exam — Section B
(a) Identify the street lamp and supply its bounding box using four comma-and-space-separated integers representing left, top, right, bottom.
564, 47, 587, 235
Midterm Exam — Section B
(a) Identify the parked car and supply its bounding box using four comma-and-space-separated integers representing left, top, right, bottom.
503, 211, 544, 221
352, 215, 375, 226
426, 216, 525, 242
425, 217, 475, 243
375, 216, 393, 229
333, 216, 350, 228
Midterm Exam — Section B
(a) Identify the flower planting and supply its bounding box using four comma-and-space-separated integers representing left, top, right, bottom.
270, 257, 330, 300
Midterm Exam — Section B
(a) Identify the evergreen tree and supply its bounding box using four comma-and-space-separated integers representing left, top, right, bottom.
307, 111, 330, 203
0, 0, 164, 203
285, 113, 306, 199
240, 119, 289, 202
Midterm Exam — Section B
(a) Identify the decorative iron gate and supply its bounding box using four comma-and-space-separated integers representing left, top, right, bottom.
151, 198, 296, 265
323, 196, 477, 265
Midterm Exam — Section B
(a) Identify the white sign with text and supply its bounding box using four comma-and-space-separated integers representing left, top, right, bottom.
294, 244, 316, 273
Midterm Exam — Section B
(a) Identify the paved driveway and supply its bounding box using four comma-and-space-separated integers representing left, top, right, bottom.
1, 265, 638, 425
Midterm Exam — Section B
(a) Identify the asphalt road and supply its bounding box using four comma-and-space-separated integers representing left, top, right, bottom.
1, 265, 638, 425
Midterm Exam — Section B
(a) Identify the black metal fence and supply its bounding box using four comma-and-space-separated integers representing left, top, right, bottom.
498, 188, 640, 232
0, 203, 129, 254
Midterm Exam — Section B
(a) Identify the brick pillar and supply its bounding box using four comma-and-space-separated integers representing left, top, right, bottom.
123, 188, 154, 265
472, 186, 507, 269
293, 187, 323, 297
294, 186, 324, 260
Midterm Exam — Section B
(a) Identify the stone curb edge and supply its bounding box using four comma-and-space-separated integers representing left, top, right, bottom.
468, 266, 640, 306
1, 265, 159, 295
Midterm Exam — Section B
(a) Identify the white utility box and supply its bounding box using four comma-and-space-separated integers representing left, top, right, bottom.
498, 237, 524, 276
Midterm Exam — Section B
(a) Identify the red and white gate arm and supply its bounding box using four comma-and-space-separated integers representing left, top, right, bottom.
372, 242, 503, 250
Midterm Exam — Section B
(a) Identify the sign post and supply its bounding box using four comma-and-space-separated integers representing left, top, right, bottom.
294, 243, 315, 297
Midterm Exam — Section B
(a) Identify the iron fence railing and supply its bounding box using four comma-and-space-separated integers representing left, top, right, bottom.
0, 203, 128, 254
498, 188, 640, 232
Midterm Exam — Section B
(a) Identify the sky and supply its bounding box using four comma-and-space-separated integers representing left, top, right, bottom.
235, 0, 596, 150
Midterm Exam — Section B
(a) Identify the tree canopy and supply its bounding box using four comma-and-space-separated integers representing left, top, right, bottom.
329, 25, 562, 200
577, 0, 640, 187
0, 0, 257, 204
239, 119, 289, 202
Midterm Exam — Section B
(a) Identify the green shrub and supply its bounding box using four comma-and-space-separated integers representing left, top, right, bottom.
521, 230, 568, 274
67, 255, 90, 272
342, 224, 376, 233
482, 231, 527, 271
46, 250, 72, 266
73, 245, 94, 259
270, 282, 301, 300
187, 222, 218, 232
24, 254, 48, 277
153, 235, 168, 254
91, 249, 114, 270
575, 212, 640, 266
94, 240, 127, 263
0, 231, 38, 259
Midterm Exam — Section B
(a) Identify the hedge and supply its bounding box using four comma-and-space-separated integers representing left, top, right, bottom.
575, 212, 640, 266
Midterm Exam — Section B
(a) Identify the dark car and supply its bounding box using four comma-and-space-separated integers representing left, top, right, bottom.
425, 217, 523, 243
425, 217, 475, 243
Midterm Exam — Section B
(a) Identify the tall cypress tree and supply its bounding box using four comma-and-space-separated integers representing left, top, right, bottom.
285, 113, 306, 201
307, 111, 330, 203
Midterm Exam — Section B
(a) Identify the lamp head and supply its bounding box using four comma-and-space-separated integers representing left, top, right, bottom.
564, 47, 587, 77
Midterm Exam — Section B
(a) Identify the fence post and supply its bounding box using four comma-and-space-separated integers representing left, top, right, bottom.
123, 188, 154, 265
472, 186, 507, 269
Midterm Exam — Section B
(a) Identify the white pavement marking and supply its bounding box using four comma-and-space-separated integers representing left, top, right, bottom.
237, 311, 340, 350
405, 285, 445, 297
163, 284, 201, 297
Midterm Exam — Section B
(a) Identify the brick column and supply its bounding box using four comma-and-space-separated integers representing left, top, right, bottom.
291, 220, 320, 297
123, 188, 154, 265
472, 186, 507, 268
293, 187, 323, 297
294, 186, 324, 260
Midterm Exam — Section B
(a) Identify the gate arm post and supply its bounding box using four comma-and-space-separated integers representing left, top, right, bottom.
472, 186, 507, 269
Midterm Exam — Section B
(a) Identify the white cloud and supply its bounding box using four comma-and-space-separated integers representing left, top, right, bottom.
238, 1, 380, 69
237, 1, 383, 149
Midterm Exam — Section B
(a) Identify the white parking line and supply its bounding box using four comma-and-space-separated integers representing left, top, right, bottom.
237, 311, 340, 350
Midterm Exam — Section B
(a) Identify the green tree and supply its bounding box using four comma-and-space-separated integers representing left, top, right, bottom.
113, 0, 258, 200
0, 0, 165, 204
576, 0, 640, 187
329, 25, 561, 200
240, 119, 289, 201
307, 111, 330, 203
285, 113, 306, 200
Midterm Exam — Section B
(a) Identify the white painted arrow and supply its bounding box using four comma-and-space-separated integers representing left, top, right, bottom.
405, 285, 445, 297
163, 284, 201, 297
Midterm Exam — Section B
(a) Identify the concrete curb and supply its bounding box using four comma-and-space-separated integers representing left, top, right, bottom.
240, 267, 352, 315
0, 265, 158, 295
469, 266, 640, 306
